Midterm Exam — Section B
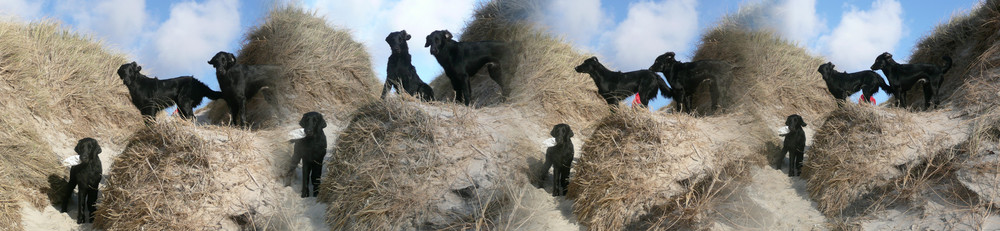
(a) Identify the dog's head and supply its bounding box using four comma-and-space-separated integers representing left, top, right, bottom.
649, 52, 677, 72
299, 112, 327, 137
575, 57, 601, 73
424, 30, 453, 55
551, 123, 574, 143
785, 114, 807, 129
870, 52, 893, 70
386, 30, 411, 54
817, 62, 834, 78
74, 137, 101, 164
117, 62, 142, 86
208, 51, 237, 70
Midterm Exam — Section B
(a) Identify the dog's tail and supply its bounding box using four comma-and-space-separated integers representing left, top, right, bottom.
876, 74, 894, 96
193, 79, 223, 100
941, 55, 953, 74
655, 75, 672, 98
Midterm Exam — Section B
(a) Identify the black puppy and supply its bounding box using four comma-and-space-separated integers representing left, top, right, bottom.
207, 51, 280, 127
539, 124, 574, 196
870, 52, 952, 109
574, 57, 671, 107
817, 62, 893, 103
382, 30, 434, 101
61, 138, 102, 224
649, 52, 729, 114
289, 112, 327, 197
779, 115, 807, 177
117, 62, 221, 121
425, 30, 505, 106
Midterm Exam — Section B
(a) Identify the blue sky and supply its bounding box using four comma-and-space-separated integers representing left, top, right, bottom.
0, 0, 981, 111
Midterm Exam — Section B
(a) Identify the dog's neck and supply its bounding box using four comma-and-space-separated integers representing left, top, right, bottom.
389, 49, 412, 62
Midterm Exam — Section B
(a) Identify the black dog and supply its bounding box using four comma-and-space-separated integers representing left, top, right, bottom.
779, 115, 807, 177
425, 30, 505, 106
288, 112, 327, 197
207, 51, 280, 127
382, 30, 434, 101
61, 138, 102, 224
539, 124, 574, 196
870, 52, 952, 109
817, 62, 893, 103
649, 52, 729, 114
117, 62, 221, 121
574, 57, 671, 107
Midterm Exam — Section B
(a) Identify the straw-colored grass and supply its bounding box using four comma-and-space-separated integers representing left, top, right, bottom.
319, 96, 541, 230
0, 21, 141, 230
202, 5, 380, 128
429, 0, 609, 125
692, 17, 836, 122
805, 104, 966, 219
94, 119, 297, 230
905, 0, 1000, 111
568, 108, 769, 230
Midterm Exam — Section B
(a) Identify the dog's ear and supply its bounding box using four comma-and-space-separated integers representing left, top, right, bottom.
402, 30, 411, 40
589, 56, 598, 62
798, 116, 807, 127
317, 114, 327, 129
565, 125, 574, 138
443, 30, 452, 40
225, 53, 236, 67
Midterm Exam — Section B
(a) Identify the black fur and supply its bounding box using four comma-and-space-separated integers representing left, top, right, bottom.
870, 52, 952, 109
289, 112, 327, 197
117, 62, 221, 121
61, 138, 102, 224
574, 57, 671, 107
649, 52, 729, 114
207, 51, 280, 127
779, 115, 807, 177
539, 124, 574, 196
382, 30, 434, 101
817, 62, 893, 103
425, 30, 505, 106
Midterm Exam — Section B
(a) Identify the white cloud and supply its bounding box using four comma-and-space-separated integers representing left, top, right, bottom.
602, 0, 699, 71
144, 0, 241, 76
728, 0, 825, 47
56, 0, 148, 49
308, 0, 477, 83
773, 0, 823, 45
540, 0, 610, 48
0, 0, 43, 20
820, 0, 903, 71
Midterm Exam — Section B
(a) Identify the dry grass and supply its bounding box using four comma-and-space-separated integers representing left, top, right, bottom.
319, 96, 538, 230
429, 0, 609, 125
692, 15, 836, 122
906, 0, 1000, 111
805, 104, 966, 218
0, 21, 141, 230
94, 119, 290, 230
568, 107, 769, 230
202, 5, 380, 128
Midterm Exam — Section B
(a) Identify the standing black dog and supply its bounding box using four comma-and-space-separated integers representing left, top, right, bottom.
289, 112, 327, 197
817, 62, 893, 103
207, 51, 280, 127
382, 30, 434, 101
117, 62, 221, 121
425, 30, 505, 106
870, 52, 952, 109
779, 115, 807, 177
649, 52, 730, 114
539, 124, 574, 196
61, 138, 102, 224
575, 57, 672, 107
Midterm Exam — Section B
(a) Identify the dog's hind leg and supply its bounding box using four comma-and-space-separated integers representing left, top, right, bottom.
486, 62, 504, 95
923, 82, 937, 110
